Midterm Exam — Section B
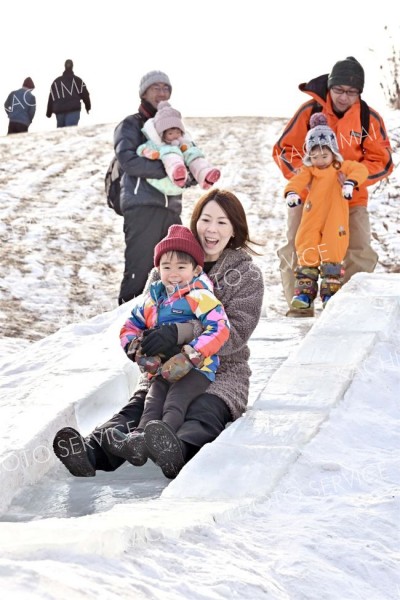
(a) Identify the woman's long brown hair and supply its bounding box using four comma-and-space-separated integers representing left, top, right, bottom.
190, 188, 262, 255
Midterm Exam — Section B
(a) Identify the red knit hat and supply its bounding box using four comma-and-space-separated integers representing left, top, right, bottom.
154, 225, 204, 268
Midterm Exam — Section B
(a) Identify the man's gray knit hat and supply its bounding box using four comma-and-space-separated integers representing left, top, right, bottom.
139, 70, 172, 97
303, 113, 343, 166
327, 56, 364, 92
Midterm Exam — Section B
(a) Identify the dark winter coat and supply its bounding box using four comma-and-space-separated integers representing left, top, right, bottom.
4, 87, 36, 126
114, 108, 182, 216
136, 248, 264, 420
46, 70, 91, 117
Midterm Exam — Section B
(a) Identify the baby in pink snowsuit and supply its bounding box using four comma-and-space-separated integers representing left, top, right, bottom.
137, 101, 220, 190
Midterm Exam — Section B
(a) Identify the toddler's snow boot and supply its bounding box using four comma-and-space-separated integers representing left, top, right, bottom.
186, 154, 221, 190
320, 262, 344, 308
144, 420, 186, 479
290, 266, 319, 311
101, 428, 148, 466
203, 168, 221, 189
53, 427, 96, 477
171, 164, 188, 187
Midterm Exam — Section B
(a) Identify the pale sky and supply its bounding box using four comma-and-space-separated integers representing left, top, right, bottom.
1, 0, 397, 133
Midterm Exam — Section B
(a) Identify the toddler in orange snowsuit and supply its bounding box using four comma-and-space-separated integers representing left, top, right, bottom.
284, 113, 368, 310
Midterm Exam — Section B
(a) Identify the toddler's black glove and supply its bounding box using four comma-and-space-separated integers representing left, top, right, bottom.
140, 324, 178, 357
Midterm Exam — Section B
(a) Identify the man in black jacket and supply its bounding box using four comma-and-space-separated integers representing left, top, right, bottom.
46, 59, 91, 127
115, 70, 186, 304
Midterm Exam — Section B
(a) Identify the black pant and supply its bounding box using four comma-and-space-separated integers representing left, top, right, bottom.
87, 390, 231, 471
119, 206, 181, 304
8, 121, 29, 134
176, 393, 231, 460
87, 390, 147, 471
138, 370, 210, 432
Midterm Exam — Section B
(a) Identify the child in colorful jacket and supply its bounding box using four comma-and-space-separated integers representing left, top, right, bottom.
137, 101, 220, 195
284, 113, 369, 311
119, 224, 230, 465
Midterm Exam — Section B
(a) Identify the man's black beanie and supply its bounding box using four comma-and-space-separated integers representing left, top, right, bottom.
328, 56, 365, 92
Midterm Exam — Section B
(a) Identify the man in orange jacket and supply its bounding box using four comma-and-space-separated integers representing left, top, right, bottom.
272, 56, 393, 317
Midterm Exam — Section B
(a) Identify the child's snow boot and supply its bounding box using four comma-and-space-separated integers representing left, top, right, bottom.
144, 420, 186, 479
160, 146, 188, 187
320, 262, 344, 307
291, 266, 319, 310
203, 168, 221, 189
193, 164, 221, 190
171, 164, 188, 187
102, 429, 148, 467
185, 152, 221, 190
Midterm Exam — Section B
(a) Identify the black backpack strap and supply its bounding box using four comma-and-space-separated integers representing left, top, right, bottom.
360, 99, 370, 151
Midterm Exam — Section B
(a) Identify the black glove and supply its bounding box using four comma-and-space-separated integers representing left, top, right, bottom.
140, 324, 178, 356
162, 344, 182, 360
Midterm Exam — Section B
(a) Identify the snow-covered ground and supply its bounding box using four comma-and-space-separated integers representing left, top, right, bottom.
0, 115, 399, 599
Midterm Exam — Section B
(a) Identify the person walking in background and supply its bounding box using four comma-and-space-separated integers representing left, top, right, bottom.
273, 56, 393, 317
284, 113, 369, 312
113, 70, 194, 305
137, 101, 220, 194
114, 224, 229, 474
4, 77, 36, 134
46, 59, 91, 128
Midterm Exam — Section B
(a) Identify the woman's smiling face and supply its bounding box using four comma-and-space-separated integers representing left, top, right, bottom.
196, 200, 234, 261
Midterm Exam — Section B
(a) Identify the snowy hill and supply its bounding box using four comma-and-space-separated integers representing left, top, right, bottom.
0, 118, 399, 599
